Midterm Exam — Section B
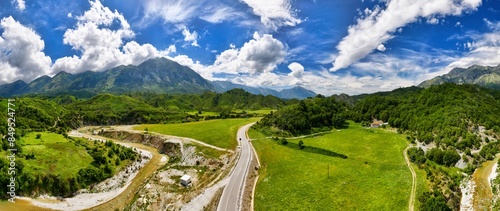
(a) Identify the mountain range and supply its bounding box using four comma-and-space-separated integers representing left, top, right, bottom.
419, 64, 500, 89
0, 58, 316, 99
211, 81, 316, 99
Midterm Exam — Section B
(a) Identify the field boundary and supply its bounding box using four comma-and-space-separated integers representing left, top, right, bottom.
404, 146, 417, 211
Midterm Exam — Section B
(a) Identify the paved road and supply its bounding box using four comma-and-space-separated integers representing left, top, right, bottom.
217, 123, 255, 211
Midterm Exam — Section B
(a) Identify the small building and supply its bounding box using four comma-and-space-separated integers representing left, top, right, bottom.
371, 120, 384, 128
180, 175, 191, 186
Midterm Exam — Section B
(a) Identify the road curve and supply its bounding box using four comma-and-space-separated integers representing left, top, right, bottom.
217, 123, 255, 211
403, 146, 417, 211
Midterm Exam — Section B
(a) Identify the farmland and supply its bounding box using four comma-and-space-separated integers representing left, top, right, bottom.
250, 122, 427, 210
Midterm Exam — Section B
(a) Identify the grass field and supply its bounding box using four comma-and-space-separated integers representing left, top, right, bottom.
20, 132, 93, 178
250, 122, 415, 210
134, 118, 260, 149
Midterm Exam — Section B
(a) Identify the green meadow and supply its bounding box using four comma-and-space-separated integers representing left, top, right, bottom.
19, 132, 93, 178
251, 122, 418, 210
134, 118, 260, 149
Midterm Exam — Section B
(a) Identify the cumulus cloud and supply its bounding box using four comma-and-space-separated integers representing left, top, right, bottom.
288, 62, 305, 78
376, 44, 386, 52
52, 0, 175, 74
208, 32, 286, 75
331, 0, 482, 71
181, 26, 199, 47
0, 16, 52, 84
14, 0, 26, 11
241, 0, 301, 29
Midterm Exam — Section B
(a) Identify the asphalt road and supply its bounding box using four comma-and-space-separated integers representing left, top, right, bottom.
217, 123, 255, 211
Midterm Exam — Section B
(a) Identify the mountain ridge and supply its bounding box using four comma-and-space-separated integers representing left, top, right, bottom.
211, 80, 316, 99
0, 57, 317, 99
0, 58, 215, 97
418, 64, 500, 89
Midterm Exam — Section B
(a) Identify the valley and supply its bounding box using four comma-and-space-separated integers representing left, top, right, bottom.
1, 62, 500, 211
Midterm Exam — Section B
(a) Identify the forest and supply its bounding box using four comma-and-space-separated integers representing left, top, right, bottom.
0, 89, 292, 134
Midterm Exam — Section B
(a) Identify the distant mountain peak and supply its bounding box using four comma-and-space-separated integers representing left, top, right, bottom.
0, 57, 214, 97
419, 64, 500, 89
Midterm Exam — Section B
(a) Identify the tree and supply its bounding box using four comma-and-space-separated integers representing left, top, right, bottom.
332, 114, 346, 129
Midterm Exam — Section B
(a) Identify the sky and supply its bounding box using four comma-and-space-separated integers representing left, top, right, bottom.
0, 0, 499, 95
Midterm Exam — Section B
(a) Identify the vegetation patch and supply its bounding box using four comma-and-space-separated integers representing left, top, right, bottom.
0, 132, 138, 198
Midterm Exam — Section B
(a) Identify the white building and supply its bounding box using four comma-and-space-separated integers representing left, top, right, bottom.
180, 175, 191, 186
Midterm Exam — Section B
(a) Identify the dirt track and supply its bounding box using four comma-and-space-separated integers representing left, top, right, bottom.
403, 146, 417, 211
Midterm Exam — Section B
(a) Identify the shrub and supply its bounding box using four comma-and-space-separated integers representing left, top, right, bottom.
281, 138, 288, 145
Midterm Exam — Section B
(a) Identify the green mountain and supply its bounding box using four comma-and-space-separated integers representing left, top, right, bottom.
0, 58, 214, 97
418, 64, 500, 89
278, 86, 317, 99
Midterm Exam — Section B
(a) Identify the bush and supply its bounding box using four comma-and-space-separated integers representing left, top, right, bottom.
298, 140, 305, 149
281, 138, 288, 145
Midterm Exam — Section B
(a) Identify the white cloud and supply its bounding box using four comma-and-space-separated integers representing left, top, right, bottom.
376, 44, 386, 51
241, 0, 301, 30
455, 21, 461, 27
288, 62, 304, 78
445, 20, 500, 71
427, 17, 439, 24
331, 0, 482, 71
209, 32, 286, 75
141, 0, 243, 24
52, 0, 175, 74
0, 16, 52, 84
200, 5, 245, 24
484, 18, 500, 31
142, 0, 199, 24
181, 26, 199, 47
14, 0, 26, 11
166, 32, 287, 84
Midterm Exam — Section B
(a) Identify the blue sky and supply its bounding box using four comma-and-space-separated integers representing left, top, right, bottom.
0, 0, 499, 95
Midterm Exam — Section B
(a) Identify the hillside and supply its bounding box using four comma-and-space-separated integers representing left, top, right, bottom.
0, 88, 289, 134
419, 64, 500, 89
0, 58, 215, 97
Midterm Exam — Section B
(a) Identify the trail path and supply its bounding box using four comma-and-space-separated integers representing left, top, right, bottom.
403, 146, 417, 211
